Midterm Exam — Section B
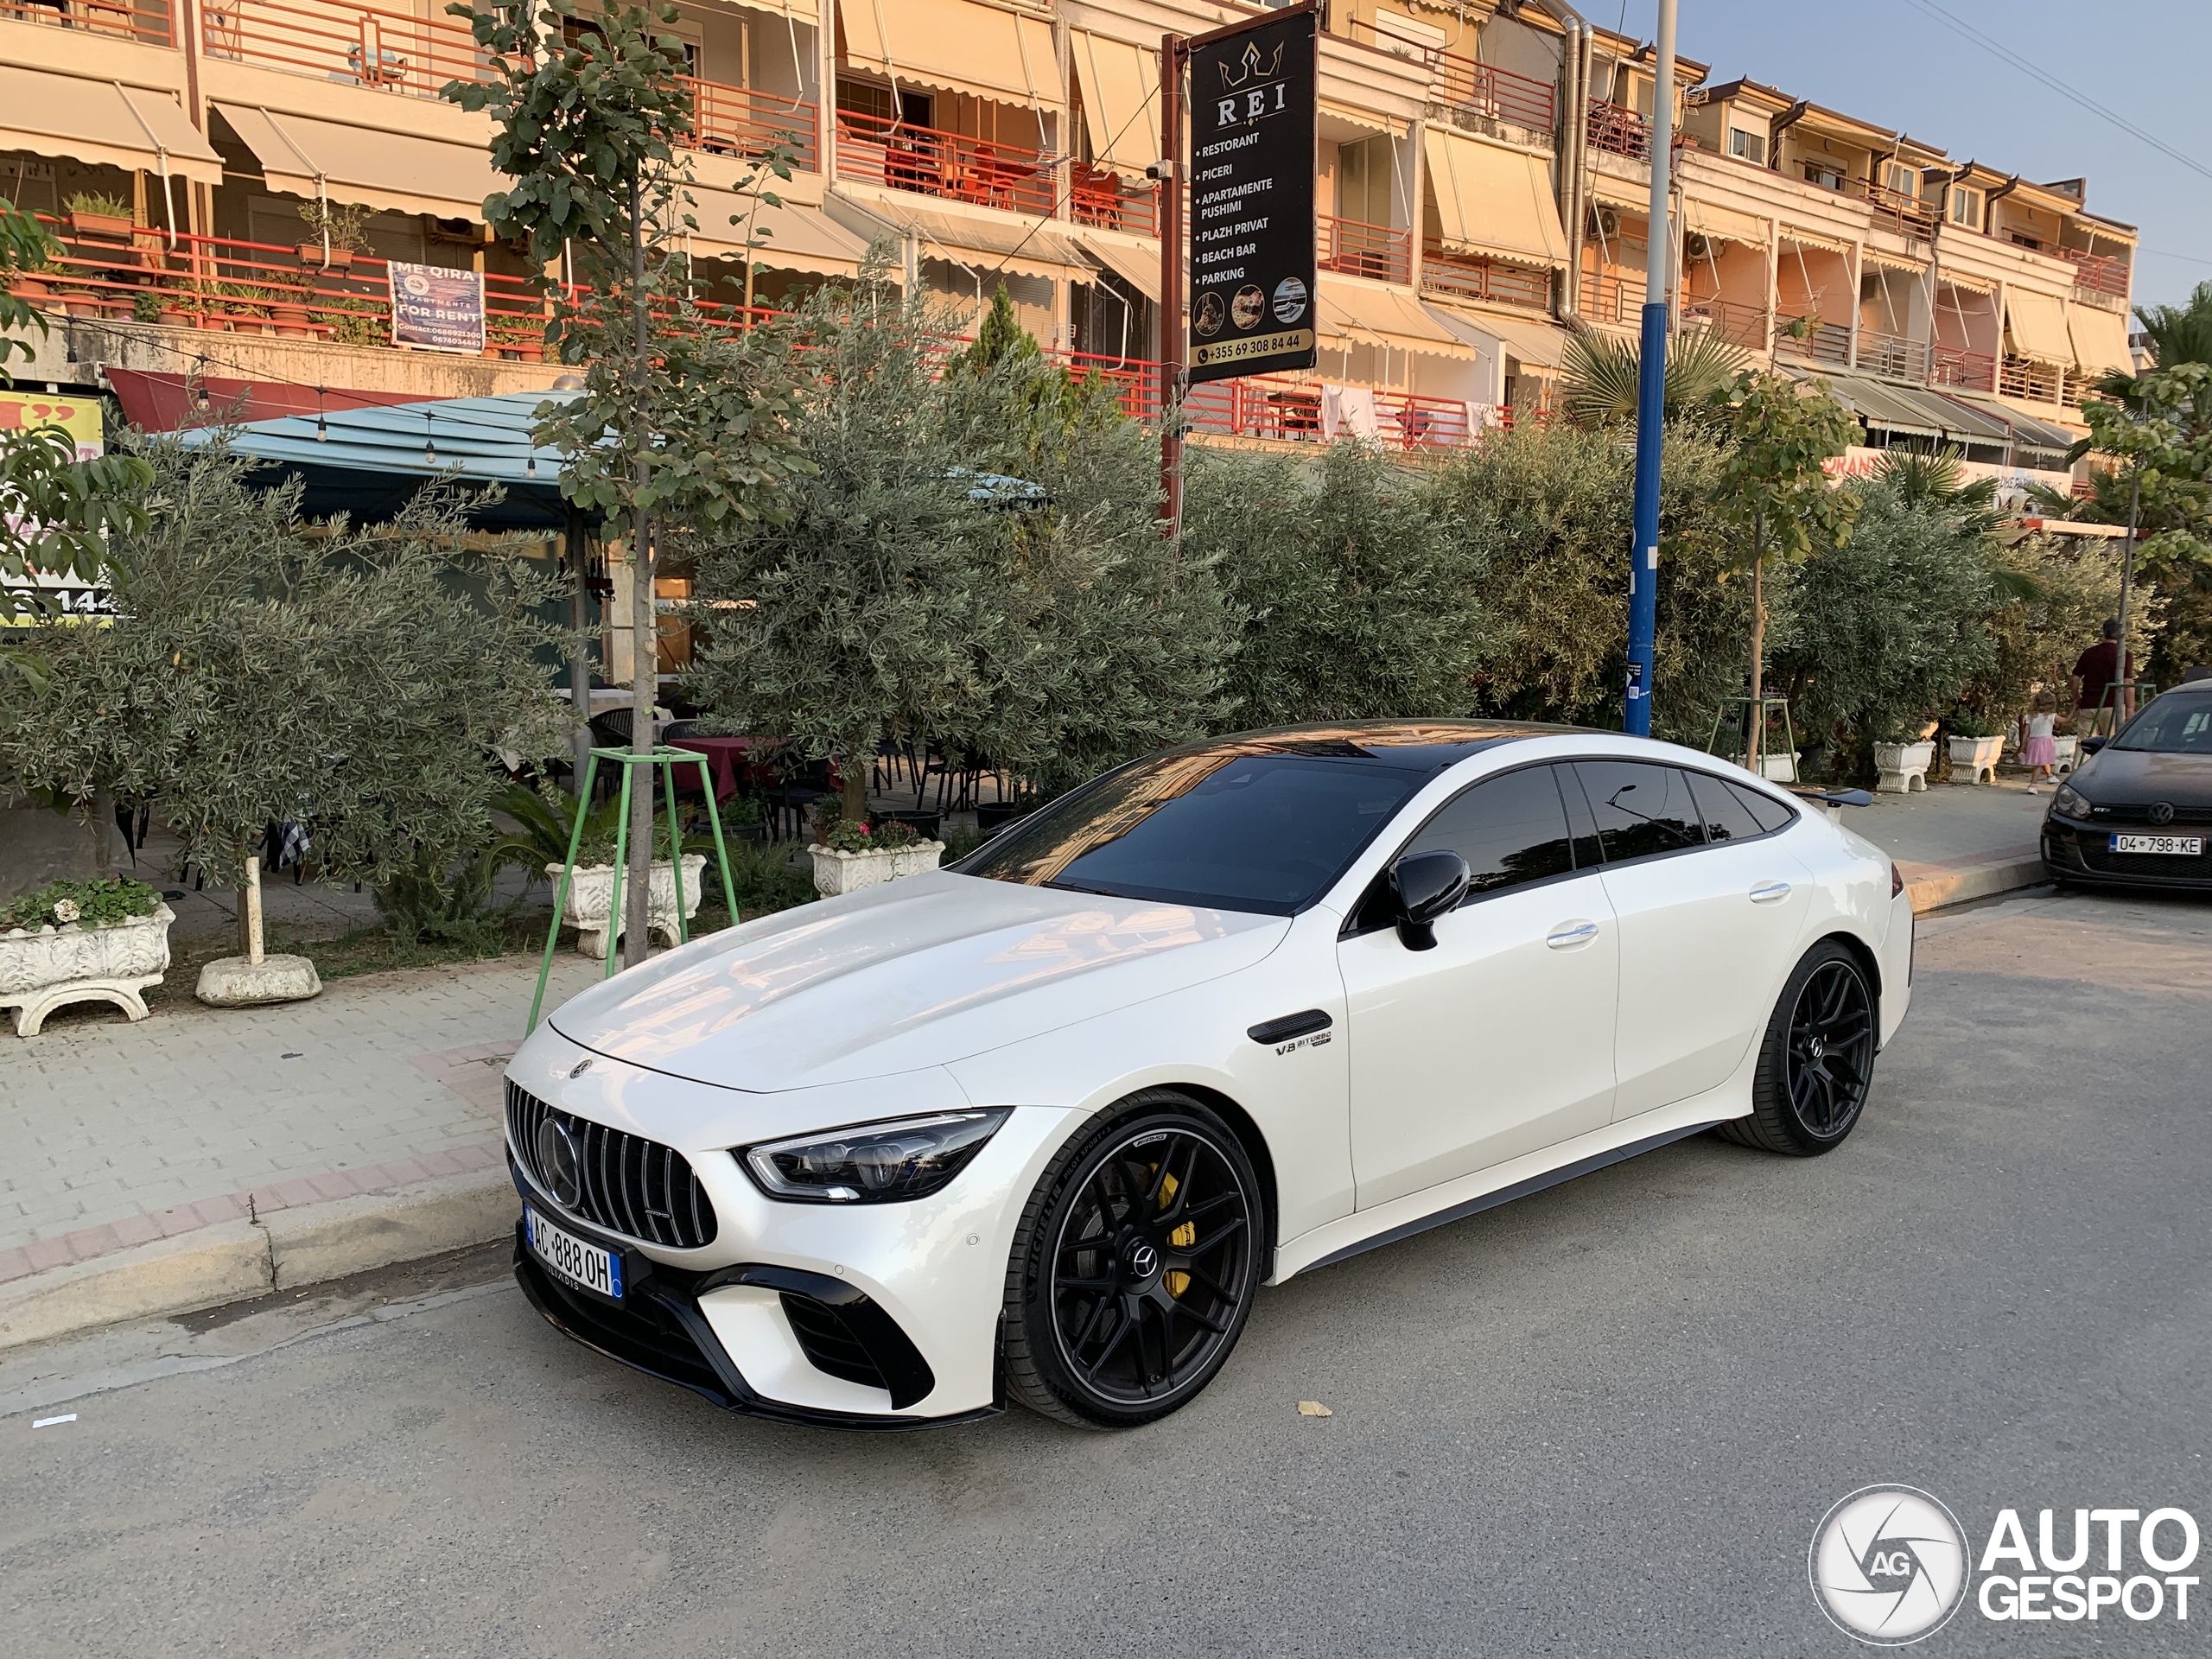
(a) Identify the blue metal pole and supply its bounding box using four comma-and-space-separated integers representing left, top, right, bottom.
1624, 0, 1677, 738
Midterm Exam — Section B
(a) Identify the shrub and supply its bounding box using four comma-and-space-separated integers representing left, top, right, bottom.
2, 876, 158, 932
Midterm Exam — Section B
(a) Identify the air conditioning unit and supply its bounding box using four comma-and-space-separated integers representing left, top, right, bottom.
1592, 206, 1621, 238
1683, 232, 1713, 260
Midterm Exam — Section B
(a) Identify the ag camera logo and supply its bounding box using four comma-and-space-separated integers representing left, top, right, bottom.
1809, 1485, 1969, 1644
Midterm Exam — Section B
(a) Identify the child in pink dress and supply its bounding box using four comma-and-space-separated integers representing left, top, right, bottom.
2021, 690, 2058, 792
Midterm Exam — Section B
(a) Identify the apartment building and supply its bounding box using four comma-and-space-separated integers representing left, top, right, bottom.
0, 0, 2136, 468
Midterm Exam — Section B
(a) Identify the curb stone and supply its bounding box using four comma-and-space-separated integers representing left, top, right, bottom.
1904, 853, 2046, 915
0, 1167, 516, 1354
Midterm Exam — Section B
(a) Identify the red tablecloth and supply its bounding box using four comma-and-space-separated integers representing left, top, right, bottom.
669, 735, 762, 801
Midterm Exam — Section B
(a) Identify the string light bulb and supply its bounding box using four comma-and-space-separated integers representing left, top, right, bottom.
423, 410, 436, 468
315, 386, 327, 442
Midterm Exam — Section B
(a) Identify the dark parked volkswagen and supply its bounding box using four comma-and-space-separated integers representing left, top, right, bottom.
2044, 682, 2212, 891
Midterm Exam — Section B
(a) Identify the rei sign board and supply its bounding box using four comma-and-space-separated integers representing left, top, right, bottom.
1186, 4, 1317, 385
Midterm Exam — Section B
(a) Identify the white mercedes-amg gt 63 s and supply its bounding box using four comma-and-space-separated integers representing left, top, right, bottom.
505, 722, 1912, 1430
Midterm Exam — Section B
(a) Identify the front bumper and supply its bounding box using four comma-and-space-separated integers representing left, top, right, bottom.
511, 1154, 1002, 1432
2043, 818, 2212, 889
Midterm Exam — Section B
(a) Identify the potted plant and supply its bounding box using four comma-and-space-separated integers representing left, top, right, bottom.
1946, 710, 2005, 786
1872, 728, 1936, 793
810, 815, 944, 898
0, 877, 175, 1037
295, 199, 372, 271
64, 191, 135, 242
493, 783, 712, 958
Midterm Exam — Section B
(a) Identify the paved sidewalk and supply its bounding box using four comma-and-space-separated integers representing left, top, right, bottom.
1, 779, 2056, 1351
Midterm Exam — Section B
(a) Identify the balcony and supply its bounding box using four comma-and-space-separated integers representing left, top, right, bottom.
1319, 214, 1411, 285
2061, 246, 2130, 302
1679, 295, 1766, 350
1, 0, 172, 48
1999, 354, 2071, 406
1586, 101, 1649, 162
1854, 328, 1928, 381
1775, 315, 1851, 369
835, 108, 1056, 218
1929, 346, 1996, 393
200, 0, 815, 168
1332, 17, 1555, 131
1577, 265, 1647, 327
1422, 244, 1550, 312
1068, 163, 1158, 238
1184, 372, 1481, 451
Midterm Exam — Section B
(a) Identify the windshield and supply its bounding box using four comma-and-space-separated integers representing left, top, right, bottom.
2113, 696, 2212, 754
956, 750, 1426, 914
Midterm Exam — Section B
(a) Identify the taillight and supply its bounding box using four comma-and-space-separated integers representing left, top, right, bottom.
1891, 861, 1904, 899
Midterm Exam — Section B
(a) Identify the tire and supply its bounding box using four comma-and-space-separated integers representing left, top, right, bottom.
1717, 939, 1878, 1156
1001, 1090, 1263, 1429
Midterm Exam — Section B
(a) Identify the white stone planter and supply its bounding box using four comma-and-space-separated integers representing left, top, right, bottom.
1948, 734, 2005, 785
810, 840, 944, 898
1757, 750, 1800, 783
1874, 741, 1936, 793
0, 903, 174, 1037
550, 855, 709, 957
2051, 734, 2081, 775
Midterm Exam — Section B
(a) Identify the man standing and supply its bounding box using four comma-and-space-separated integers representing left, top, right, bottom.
2070, 618, 2136, 734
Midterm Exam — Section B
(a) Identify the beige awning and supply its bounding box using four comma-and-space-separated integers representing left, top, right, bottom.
841, 0, 1061, 109
1318, 276, 1471, 359
2066, 299, 2133, 378
1460, 305, 1568, 370
741, 0, 817, 23
1320, 99, 1408, 138
1685, 196, 1769, 249
2005, 286, 2072, 365
1860, 247, 1926, 275
1077, 233, 1160, 304
1586, 174, 1653, 213
1071, 31, 1159, 174
1778, 224, 1851, 256
1423, 128, 1567, 269
685, 193, 870, 277
833, 195, 1087, 283
0, 69, 223, 189
216, 104, 500, 220
1937, 269, 1995, 296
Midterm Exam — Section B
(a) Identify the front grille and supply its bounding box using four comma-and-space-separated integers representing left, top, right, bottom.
2086, 802, 2212, 825
506, 1079, 718, 1249
779, 1293, 889, 1392
2075, 835, 2212, 881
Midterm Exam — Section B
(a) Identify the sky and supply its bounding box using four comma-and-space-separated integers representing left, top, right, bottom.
1608, 0, 2211, 312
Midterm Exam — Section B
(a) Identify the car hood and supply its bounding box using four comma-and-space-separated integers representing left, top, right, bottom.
2075, 747, 2212, 804
547, 870, 1288, 1091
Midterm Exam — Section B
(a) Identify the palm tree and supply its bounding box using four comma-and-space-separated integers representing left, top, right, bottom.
1873, 444, 2004, 535
2130, 280, 2212, 372
1558, 322, 1748, 428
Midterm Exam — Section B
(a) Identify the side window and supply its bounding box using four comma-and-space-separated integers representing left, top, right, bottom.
1574, 761, 1704, 862
1686, 769, 1765, 842
1728, 779, 1798, 835
1403, 766, 1577, 899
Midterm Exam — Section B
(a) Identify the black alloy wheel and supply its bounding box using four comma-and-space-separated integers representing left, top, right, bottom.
1003, 1092, 1262, 1428
1720, 939, 1878, 1156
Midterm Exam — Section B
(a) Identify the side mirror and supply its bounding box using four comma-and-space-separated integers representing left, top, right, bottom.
2082, 735, 2107, 754
1389, 850, 1470, 951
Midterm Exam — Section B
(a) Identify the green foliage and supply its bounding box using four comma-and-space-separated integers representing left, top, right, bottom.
295, 198, 374, 254
63, 192, 130, 219
0, 434, 571, 912
1969, 535, 2158, 723
2, 876, 158, 933
2131, 280, 2212, 373
1185, 441, 1484, 726
1872, 445, 2004, 537
1559, 324, 1748, 429
961, 283, 1039, 372
1710, 371, 1862, 571
818, 816, 920, 853
490, 778, 632, 869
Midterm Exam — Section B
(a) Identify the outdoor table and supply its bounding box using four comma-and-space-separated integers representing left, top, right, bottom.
669, 734, 765, 802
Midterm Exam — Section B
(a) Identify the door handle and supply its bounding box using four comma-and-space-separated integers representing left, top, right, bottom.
1546, 920, 1599, 949
1750, 880, 1793, 904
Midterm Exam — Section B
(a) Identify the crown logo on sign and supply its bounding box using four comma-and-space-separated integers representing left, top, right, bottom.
1217, 40, 1284, 89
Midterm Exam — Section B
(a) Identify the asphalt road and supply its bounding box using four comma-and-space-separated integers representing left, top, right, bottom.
5, 887, 2209, 1658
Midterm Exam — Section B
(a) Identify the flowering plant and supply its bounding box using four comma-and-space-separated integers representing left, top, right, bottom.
817, 817, 921, 854
2, 876, 159, 932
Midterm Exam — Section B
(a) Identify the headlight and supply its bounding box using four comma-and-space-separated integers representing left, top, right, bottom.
739, 1109, 1012, 1204
2053, 784, 2091, 818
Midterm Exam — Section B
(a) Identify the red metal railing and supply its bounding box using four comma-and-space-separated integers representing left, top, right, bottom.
1775, 315, 1851, 368
1, 0, 172, 48
1577, 265, 1647, 326
1183, 373, 1484, 451
1068, 163, 1158, 238
1855, 179, 1937, 240
1421, 245, 1550, 312
1929, 346, 1997, 393
1586, 101, 1649, 161
681, 78, 819, 172
10, 219, 551, 355
835, 108, 1057, 218
1678, 295, 1766, 349
201, 0, 487, 99
2061, 247, 2129, 300
1854, 328, 1928, 380
1432, 54, 1555, 130
1319, 214, 1412, 284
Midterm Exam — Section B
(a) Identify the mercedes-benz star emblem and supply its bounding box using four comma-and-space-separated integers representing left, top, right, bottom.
2149, 801, 2176, 826
1127, 1242, 1160, 1281
537, 1117, 583, 1209
569, 1057, 594, 1078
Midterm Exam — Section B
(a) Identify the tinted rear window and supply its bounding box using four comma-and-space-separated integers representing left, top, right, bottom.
958, 752, 1424, 914
1575, 761, 1704, 861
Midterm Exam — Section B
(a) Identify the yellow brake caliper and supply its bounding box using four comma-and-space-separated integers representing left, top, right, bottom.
1159, 1167, 1193, 1297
